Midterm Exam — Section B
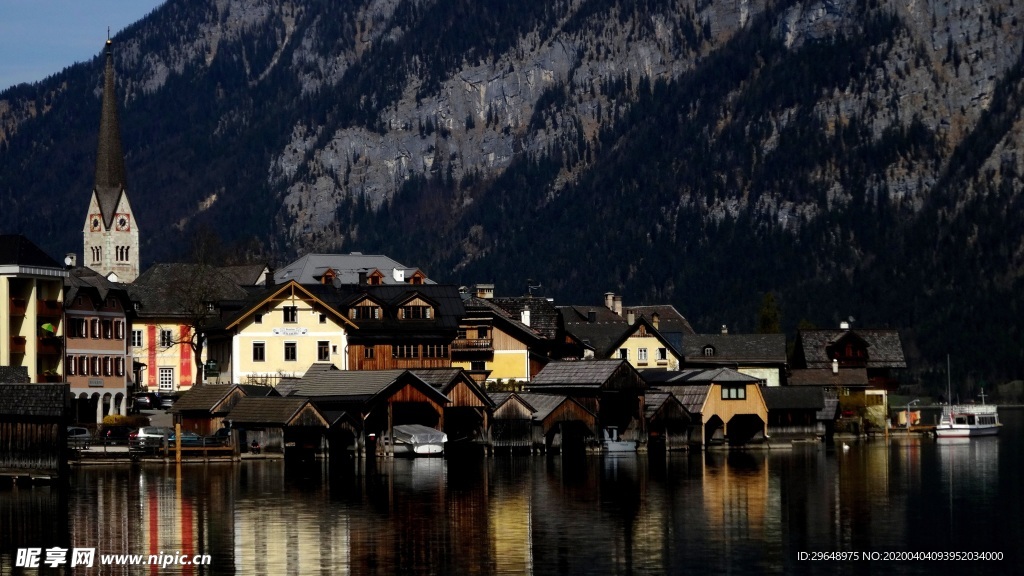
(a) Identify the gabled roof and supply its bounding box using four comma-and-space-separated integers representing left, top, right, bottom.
642, 368, 762, 413
225, 396, 325, 426
517, 392, 594, 421
787, 368, 870, 387
793, 329, 907, 369
66, 266, 131, 305
412, 368, 495, 407
290, 369, 450, 406
606, 317, 684, 360
0, 383, 66, 417
274, 253, 434, 285
462, 296, 543, 345
218, 265, 268, 287
684, 333, 787, 364
490, 296, 561, 340
171, 384, 242, 413
761, 386, 825, 411
0, 234, 65, 271
304, 283, 466, 337
218, 280, 358, 331
644, 390, 688, 421
622, 305, 696, 336
489, 391, 537, 414
93, 40, 127, 228
129, 263, 250, 317
557, 305, 630, 356
528, 359, 644, 390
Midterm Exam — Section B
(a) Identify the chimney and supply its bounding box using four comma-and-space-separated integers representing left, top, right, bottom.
605, 292, 615, 311
840, 321, 850, 330
521, 309, 531, 326
613, 295, 622, 317
651, 312, 660, 329
721, 324, 728, 335
832, 358, 839, 374
627, 311, 635, 325
588, 310, 597, 323
265, 266, 275, 287
64, 253, 77, 268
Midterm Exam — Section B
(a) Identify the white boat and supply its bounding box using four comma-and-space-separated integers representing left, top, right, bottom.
381, 424, 447, 456
601, 427, 635, 453
934, 405, 1000, 438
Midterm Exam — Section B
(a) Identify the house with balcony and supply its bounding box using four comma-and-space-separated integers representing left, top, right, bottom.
64, 265, 134, 422
682, 328, 788, 386
204, 280, 357, 385
451, 295, 546, 383
1, 235, 67, 383
558, 299, 687, 371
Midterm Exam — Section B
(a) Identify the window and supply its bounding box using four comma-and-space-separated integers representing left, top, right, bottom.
470, 361, 486, 371
657, 348, 668, 361
114, 320, 125, 340
424, 344, 449, 358
283, 306, 298, 323
703, 346, 715, 357
67, 356, 76, 375
721, 385, 746, 400
116, 357, 125, 377
103, 357, 112, 376
253, 342, 266, 362
159, 330, 173, 348
77, 356, 87, 375
319, 313, 327, 324
619, 348, 629, 360
131, 330, 143, 347
254, 313, 263, 324
69, 318, 87, 338
392, 344, 419, 359
364, 347, 375, 359
402, 305, 431, 319
102, 319, 113, 339
457, 328, 468, 340
477, 328, 488, 339
91, 318, 100, 339
158, 368, 174, 392
350, 305, 380, 320
284, 342, 297, 361
90, 357, 100, 376
318, 341, 330, 361
638, 348, 648, 362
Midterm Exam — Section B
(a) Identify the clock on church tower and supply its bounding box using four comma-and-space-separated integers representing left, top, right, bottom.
115, 213, 131, 231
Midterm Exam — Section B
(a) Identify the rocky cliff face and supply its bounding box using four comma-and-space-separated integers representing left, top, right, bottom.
2, 0, 1023, 381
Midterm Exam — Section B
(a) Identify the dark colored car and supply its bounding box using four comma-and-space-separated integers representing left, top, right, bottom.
159, 395, 177, 410
102, 425, 134, 445
132, 393, 157, 411
168, 431, 204, 447
67, 426, 92, 449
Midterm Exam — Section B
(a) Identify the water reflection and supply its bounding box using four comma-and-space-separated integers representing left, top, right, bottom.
1, 423, 1021, 575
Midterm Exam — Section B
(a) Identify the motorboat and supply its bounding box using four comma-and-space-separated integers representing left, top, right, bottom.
934, 404, 1000, 438
601, 427, 635, 453
381, 424, 447, 456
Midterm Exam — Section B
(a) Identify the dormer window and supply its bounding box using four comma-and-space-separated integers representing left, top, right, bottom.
402, 305, 431, 319
351, 304, 381, 320
703, 346, 715, 357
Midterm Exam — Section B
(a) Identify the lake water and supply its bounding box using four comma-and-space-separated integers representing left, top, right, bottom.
2, 409, 1020, 575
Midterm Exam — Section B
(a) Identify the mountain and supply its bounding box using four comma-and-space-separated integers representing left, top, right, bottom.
1, 0, 1023, 391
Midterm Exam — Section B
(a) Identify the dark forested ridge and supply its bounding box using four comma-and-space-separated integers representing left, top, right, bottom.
1, 0, 1023, 391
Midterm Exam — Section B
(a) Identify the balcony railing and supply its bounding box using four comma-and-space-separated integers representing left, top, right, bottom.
10, 336, 26, 354
37, 336, 62, 355
452, 338, 494, 352
37, 299, 62, 317
9, 298, 26, 316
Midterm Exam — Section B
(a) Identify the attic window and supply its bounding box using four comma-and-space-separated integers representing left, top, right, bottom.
721, 385, 746, 400
703, 346, 715, 357
403, 305, 431, 319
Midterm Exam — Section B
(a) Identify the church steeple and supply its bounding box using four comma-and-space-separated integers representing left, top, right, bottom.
93, 38, 127, 222
84, 37, 140, 283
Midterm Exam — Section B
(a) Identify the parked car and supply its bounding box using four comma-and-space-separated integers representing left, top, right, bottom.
67, 426, 92, 449
168, 431, 204, 447
159, 395, 177, 410
129, 426, 173, 450
132, 393, 158, 411
102, 425, 134, 445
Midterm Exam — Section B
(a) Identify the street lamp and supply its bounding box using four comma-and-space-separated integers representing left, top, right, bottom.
906, 399, 920, 430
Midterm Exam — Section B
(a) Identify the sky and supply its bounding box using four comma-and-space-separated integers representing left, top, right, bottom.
0, 0, 166, 90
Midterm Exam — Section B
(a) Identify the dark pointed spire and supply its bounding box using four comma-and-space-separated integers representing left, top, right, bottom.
93, 38, 127, 225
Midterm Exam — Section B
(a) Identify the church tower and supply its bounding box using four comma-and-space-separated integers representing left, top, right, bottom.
83, 38, 140, 283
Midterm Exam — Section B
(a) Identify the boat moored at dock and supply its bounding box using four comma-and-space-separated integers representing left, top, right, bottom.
934, 405, 1000, 438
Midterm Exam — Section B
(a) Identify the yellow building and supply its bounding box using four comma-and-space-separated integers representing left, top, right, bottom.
452, 296, 545, 383
206, 281, 356, 384
0, 235, 66, 383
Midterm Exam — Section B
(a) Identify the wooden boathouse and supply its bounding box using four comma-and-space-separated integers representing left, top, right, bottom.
0, 382, 68, 481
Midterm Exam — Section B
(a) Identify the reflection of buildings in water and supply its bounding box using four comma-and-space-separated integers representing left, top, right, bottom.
701, 452, 769, 540
489, 463, 532, 575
